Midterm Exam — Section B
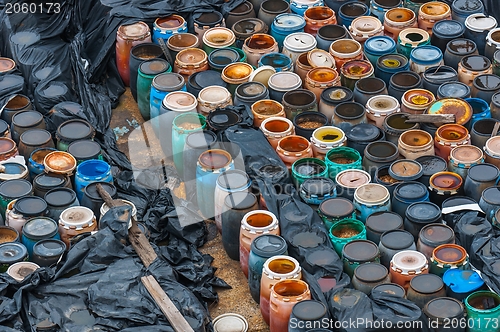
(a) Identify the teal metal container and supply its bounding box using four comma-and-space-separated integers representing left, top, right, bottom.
291, 157, 328, 189
329, 218, 366, 256
172, 113, 206, 179
325, 147, 362, 180
137, 59, 171, 121
465, 291, 500, 332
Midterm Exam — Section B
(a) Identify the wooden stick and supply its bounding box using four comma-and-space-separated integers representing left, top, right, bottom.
142, 276, 195, 332
405, 114, 455, 124
492, 122, 500, 138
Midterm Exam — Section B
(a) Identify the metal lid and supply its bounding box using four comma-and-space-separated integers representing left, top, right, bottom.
468, 163, 499, 182
319, 197, 354, 218
424, 297, 465, 320
224, 192, 257, 210
406, 202, 442, 223
249, 65, 276, 87
84, 182, 117, 201
57, 119, 94, 141
364, 36, 396, 55
34, 173, 66, 189
482, 186, 500, 205
354, 183, 389, 205
389, 160, 423, 181
0, 179, 32, 199
152, 73, 185, 91
346, 123, 380, 142
432, 20, 464, 38
336, 170, 371, 188
394, 181, 428, 200
371, 283, 406, 298
0, 242, 27, 264
415, 155, 447, 176
23, 217, 58, 240
213, 313, 248, 332
44, 151, 77, 174
283, 32, 317, 51
67, 140, 102, 161
251, 234, 287, 258
354, 263, 388, 283
366, 212, 403, 233
12, 110, 43, 128
465, 14, 497, 32
410, 274, 444, 294
307, 49, 335, 68
301, 177, 335, 196
391, 250, 428, 273
14, 196, 47, 217
44, 188, 77, 208
7, 262, 40, 282
291, 300, 327, 321
216, 170, 250, 190
33, 239, 66, 258
442, 269, 484, 293
272, 14, 306, 32
20, 129, 52, 146
59, 206, 95, 229
268, 72, 302, 91
342, 240, 379, 262
380, 230, 414, 250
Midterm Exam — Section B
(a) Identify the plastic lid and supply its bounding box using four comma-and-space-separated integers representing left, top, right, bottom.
0, 163, 27, 176
118, 22, 149, 38
442, 269, 484, 293
0, 242, 27, 264
342, 240, 379, 262
301, 177, 335, 196
291, 300, 327, 321
410, 274, 444, 294
450, 145, 482, 164
7, 262, 40, 281
441, 195, 477, 208
0, 138, 16, 154
38, 81, 68, 97
213, 313, 248, 332
336, 170, 370, 188
57, 120, 93, 141
195, 70, 226, 89
394, 182, 428, 200
355, 263, 388, 283
152, 73, 184, 91
389, 160, 423, 181
437, 82, 470, 99
14, 196, 47, 217
321, 87, 353, 105
366, 212, 403, 233
273, 14, 306, 31
140, 59, 170, 76
251, 234, 287, 258
424, 297, 465, 320
0, 179, 32, 199
20, 129, 52, 145
432, 20, 464, 38
209, 48, 240, 64
391, 250, 427, 273
319, 198, 354, 218
433, 244, 466, 263
34, 173, 65, 189
372, 283, 405, 298
249, 65, 276, 87
235, 82, 266, 99
306, 249, 338, 267
59, 207, 95, 228
268, 72, 301, 91
346, 123, 380, 142
12, 110, 43, 127
185, 131, 217, 149
380, 230, 414, 250
259, 53, 292, 69
0, 120, 8, 135
468, 163, 499, 182
224, 192, 257, 210
354, 184, 389, 204
164, 91, 197, 109
207, 109, 241, 130
291, 231, 325, 248
22, 217, 58, 240
411, 46, 442, 63
44, 188, 77, 208
84, 182, 117, 201
364, 36, 396, 55
217, 170, 250, 190
465, 14, 497, 32
481, 186, 500, 205
453, 0, 483, 12
33, 239, 66, 257
44, 151, 76, 174
67, 140, 101, 160
283, 32, 316, 51
406, 202, 441, 222
420, 223, 454, 246
415, 156, 447, 176
307, 49, 335, 68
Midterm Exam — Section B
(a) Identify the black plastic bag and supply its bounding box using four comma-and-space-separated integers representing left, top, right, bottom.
370, 290, 422, 332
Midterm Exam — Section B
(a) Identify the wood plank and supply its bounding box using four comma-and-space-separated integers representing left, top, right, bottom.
142, 275, 195, 332
404, 114, 455, 124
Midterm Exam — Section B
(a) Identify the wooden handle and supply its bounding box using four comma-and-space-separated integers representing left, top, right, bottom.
492, 122, 500, 138
96, 183, 122, 208
405, 114, 455, 124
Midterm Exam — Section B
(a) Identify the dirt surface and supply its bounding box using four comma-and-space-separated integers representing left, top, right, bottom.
111, 89, 269, 331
